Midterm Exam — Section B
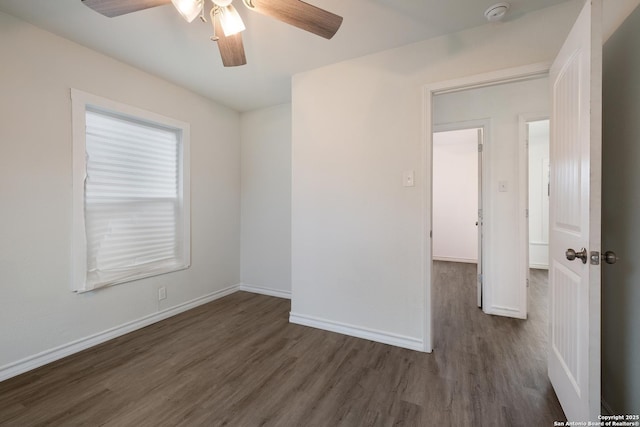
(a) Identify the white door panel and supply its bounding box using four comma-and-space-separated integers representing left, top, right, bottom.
548, 0, 602, 421
477, 128, 483, 308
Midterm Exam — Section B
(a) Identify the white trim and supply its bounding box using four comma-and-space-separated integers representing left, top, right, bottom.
434, 120, 489, 133
426, 62, 551, 95
239, 283, 292, 299
422, 62, 551, 352
0, 284, 240, 382
289, 312, 424, 352
422, 77, 433, 353
487, 305, 527, 320
519, 113, 530, 319
530, 241, 549, 246
530, 264, 549, 270
433, 256, 477, 264
70, 88, 191, 292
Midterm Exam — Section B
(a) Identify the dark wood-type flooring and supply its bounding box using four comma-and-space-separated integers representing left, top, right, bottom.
0, 262, 565, 426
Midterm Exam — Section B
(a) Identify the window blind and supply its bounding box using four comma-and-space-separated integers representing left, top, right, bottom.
83, 109, 182, 290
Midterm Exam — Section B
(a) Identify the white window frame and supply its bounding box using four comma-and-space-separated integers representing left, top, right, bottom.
71, 89, 190, 292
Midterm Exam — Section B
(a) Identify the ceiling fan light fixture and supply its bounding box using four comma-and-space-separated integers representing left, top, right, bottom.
219, 5, 246, 36
82, 0, 342, 67
171, 0, 203, 23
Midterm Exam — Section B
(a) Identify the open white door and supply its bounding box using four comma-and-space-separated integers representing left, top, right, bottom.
477, 128, 483, 308
548, 0, 602, 422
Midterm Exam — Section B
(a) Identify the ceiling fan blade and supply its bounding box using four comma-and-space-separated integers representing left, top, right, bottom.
81, 0, 171, 17
245, 0, 343, 39
215, 15, 247, 67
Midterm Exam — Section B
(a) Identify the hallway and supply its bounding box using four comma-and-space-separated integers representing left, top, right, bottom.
431, 261, 564, 424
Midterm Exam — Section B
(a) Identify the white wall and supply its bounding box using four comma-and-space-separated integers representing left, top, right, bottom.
434, 78, 549, 318
240, 104, 292, 298
0, 11, 241, 375
528, 120, 550, 269
602, 3, 640, 414
432, 129, 478, 263
291, 1, 583, 348
603, 0, 640, 41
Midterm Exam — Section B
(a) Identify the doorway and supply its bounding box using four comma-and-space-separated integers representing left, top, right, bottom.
424, 2, 602, 418
422, 63, 550, 351
522, 116, 550, 315
431, 74, 548, 323
526, 118, 550, 270
432, 126, 483, 307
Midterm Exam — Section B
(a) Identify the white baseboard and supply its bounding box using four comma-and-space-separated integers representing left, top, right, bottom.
0, 284, 240, 383
289, 312, 424, 352
486, 305, 527, 320
529, 264, 549, 270
433, 256, 477, 264
239, 283, 291, 299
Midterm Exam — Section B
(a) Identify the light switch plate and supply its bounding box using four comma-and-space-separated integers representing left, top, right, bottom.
403, 170, 415, 187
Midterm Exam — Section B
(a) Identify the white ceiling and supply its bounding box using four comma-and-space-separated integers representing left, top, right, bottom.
0, 0, 570, 111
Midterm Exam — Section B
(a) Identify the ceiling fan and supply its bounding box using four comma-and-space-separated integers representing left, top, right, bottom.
81, 0, 343, 67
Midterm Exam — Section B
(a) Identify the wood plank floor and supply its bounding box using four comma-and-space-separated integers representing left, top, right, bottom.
0, 262, 565, 426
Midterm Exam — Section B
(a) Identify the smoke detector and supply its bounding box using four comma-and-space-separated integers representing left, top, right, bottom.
484, 2, 510, 22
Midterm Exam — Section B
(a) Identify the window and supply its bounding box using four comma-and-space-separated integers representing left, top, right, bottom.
72, 89, 190, 292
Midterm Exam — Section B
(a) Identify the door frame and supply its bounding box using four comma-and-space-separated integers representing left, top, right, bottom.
422, 62, 549, 352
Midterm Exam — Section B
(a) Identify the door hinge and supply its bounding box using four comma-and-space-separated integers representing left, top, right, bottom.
526, 278, 530, 288
478, 143, 483, 152
478, 274, 483, 284
525, 208, 529, 218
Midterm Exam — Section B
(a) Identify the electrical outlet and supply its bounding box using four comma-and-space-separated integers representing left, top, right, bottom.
158, 286, 167, 301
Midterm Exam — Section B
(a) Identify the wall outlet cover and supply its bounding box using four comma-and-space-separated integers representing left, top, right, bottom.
403, 170, 415, 187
